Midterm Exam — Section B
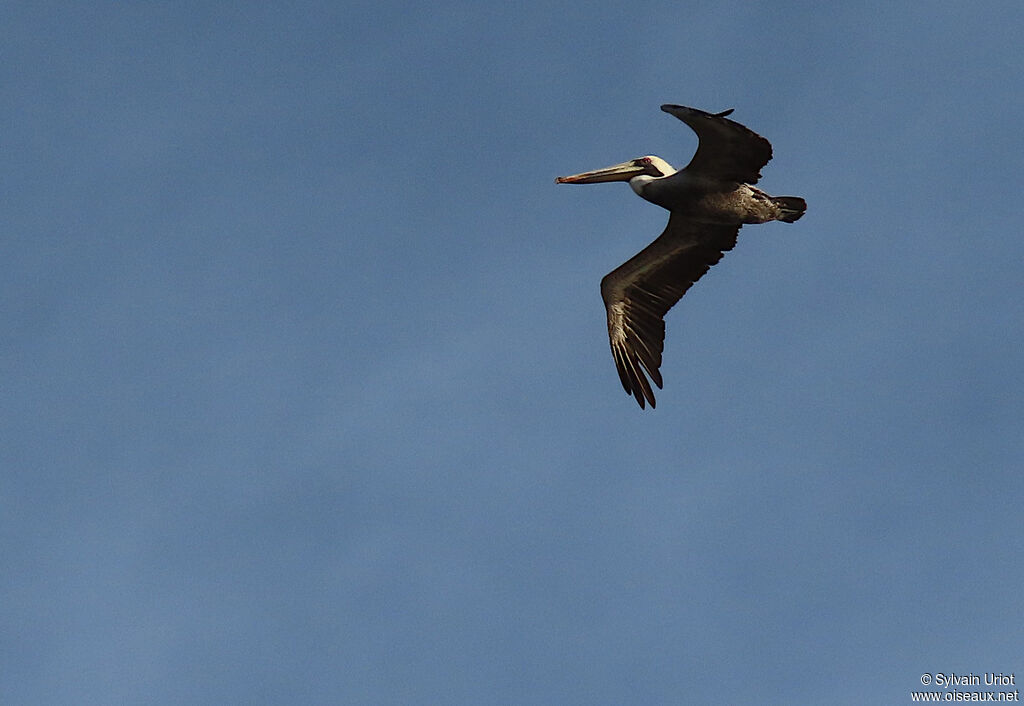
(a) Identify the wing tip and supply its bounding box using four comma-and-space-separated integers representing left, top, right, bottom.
660, 104, 735, 119
612, 343, 662, 411
632, 386, 657, 410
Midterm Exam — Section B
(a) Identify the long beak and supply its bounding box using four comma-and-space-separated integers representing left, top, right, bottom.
555, 160, 645, 184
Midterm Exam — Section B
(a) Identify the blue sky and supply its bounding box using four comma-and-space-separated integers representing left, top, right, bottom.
3, 2, 1022, 704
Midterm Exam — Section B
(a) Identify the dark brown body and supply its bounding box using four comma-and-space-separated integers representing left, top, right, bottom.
635, 173, 802, 225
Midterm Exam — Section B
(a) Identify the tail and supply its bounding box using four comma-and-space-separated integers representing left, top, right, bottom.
774, 196, 806, 223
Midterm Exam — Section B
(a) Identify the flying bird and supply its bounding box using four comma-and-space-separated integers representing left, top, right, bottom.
557, 104, 806, 409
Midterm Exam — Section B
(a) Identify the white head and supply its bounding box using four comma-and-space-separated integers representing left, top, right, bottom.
556, 155, 677, 196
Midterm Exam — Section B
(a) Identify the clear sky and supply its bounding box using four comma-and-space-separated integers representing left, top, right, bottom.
3, 2, 1022, 704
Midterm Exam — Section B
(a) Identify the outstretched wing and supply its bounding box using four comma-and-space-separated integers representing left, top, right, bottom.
660, 104, 772, 184
600, 213, 740, 409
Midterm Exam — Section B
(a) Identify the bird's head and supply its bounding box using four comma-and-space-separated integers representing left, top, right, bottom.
555, 155, 675, 185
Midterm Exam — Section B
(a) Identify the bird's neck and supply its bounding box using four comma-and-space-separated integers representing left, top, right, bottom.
629, 173, 681, 209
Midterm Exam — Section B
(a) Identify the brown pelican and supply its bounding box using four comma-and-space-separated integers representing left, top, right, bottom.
557, 104, 806, 409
